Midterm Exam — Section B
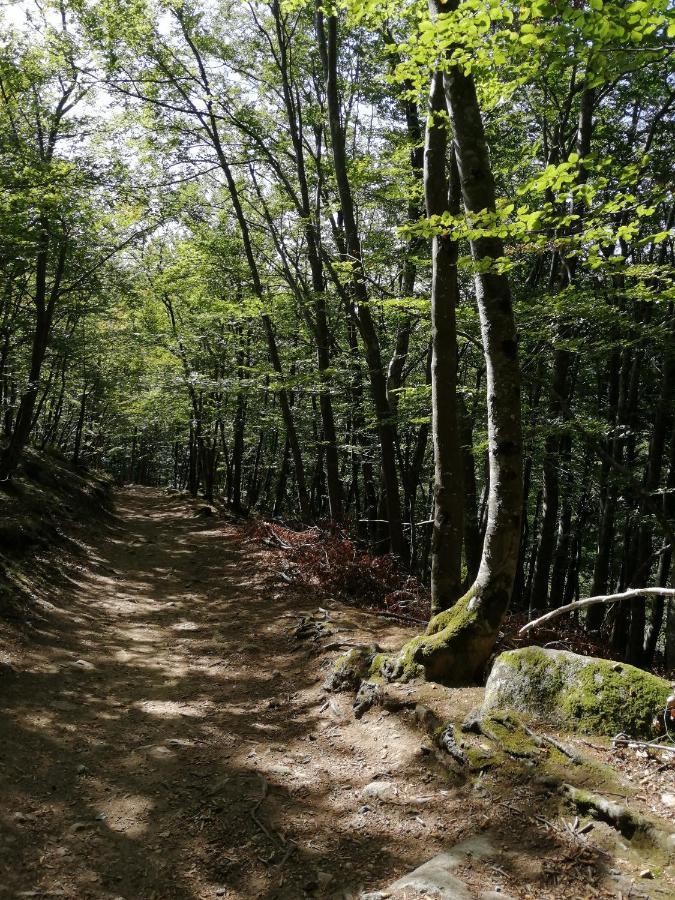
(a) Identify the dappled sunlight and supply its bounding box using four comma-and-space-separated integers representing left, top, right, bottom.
134, 699, 212, 718
96, 794, 155, 837
0, 486, 621, 899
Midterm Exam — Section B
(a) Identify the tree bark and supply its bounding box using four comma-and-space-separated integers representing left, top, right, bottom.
315, 4, 407, 561
389, 0, 522, 683
0, 231, 67, 480
425, 72, 464, 614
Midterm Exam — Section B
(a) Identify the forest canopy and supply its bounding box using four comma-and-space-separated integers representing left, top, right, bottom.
1, 0, 674, 678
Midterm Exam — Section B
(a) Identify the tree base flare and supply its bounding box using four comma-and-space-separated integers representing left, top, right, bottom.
382, 592, 501, 686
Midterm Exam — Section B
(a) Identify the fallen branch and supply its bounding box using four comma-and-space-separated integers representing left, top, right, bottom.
612, 735, 675, 755
520, 587, 675, 634
558, 782, 675, 850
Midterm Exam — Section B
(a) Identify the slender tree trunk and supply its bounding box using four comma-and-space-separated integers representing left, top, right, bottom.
459, 390, 481, 586
267, 1, 343, 523
390, 1, 522, 683
315, 5, 407, 561
548, 435, 574, 608
0, 233, 66, 480
634, 315, 674, 665
173, 15, 311, 520
530, 349, 571, 606
425, 72, 464, 613
72, 385, 89, 467
587, 350, 622, 628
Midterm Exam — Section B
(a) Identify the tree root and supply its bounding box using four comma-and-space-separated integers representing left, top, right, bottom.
249, 773, 295, 866
383, 592, 501, 686
560, 782, 675, 852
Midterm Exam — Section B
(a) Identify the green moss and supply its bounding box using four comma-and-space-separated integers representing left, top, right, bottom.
562, 659, 670, 738
484, 647, 671, 739
388, 592, 492, 684
368, 653, 387, 678
425, 588, 478, 636
394, 634, 427, 680
464, 745, 502, 771
497, 646, 567, 707
480, 712, 540, 759
323, 645, 378, 692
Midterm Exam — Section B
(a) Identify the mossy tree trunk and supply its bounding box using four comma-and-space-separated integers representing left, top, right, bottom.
388, 2, 522, 684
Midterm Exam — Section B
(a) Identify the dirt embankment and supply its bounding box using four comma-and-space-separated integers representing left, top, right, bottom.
0, 449, 112, 628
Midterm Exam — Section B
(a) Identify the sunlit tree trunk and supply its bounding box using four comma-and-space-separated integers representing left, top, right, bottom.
390, 0, 522, 683
425, 72, 464, 614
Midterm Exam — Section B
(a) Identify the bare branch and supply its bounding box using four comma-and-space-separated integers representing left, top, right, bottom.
520, 588, 675, 634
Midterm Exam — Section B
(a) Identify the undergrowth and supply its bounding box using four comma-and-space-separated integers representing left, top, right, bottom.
246, 519, 644, 671
245, 520, 431, 622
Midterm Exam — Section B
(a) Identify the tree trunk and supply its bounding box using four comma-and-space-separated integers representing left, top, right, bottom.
0, 233, 66, 480
389, 1, 522, 683
316, 5, 407, 561
425, 72, 464, 614
459, 390, 482, 586
72, 385, 89, 467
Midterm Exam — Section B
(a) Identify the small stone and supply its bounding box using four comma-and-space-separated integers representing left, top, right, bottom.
317, 871, 333, 887
361, 781, 397, 802
661, 792, 675, 808
72, 659, 96, 670
76, 764, 88, 775
640, 869, 654, 879
357, 804, 371, 814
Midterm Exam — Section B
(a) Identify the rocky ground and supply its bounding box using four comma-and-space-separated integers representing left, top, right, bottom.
1, 487, 674, 899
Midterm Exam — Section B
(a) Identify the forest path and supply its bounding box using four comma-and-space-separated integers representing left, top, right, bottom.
1, 487, 476, 900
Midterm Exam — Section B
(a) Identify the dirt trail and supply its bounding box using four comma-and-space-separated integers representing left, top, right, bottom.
0, 488, 454, 899
0, 488, 669, 900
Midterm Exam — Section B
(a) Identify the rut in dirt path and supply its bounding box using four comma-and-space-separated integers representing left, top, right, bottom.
1, 487, 463, 900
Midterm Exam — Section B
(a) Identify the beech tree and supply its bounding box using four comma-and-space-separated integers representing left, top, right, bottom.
2, 0, 673, 679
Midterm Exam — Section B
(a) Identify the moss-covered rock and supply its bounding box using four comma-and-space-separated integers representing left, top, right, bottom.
323, 645, 379, 693
482, 646, 671, 738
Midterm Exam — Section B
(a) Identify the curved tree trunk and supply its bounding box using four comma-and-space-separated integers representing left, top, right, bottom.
388, 5, 522, 684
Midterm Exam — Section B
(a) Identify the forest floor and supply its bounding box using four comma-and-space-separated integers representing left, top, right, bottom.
1, 487, 675, 900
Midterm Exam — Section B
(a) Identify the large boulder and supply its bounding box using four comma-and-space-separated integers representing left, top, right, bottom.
482, 646, 672, 739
